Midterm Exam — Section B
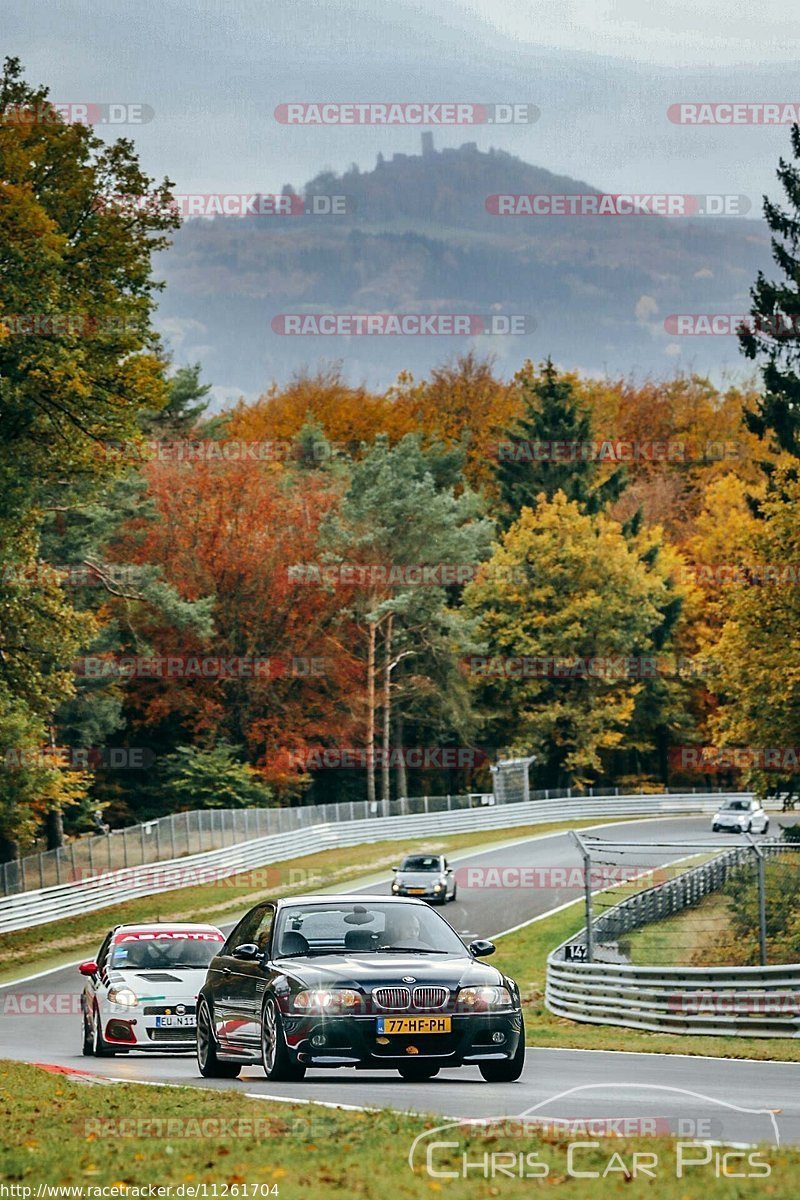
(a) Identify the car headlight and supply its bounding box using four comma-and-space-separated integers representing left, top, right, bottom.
392, 882, 400, 892
456, 986, 513, 1012
107, 986, 139, 1007
293, 989, 363, 1014
433, 882, 443, 892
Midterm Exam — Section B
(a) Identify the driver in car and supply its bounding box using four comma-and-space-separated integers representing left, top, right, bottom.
380, 908, 434, 951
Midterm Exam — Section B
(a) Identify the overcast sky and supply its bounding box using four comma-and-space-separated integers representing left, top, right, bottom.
3, 0, 799, 200
464, 0, 800, 64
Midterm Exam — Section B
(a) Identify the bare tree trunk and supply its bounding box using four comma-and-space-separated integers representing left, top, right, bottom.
45, 725, 65, 850
395, 710, 408, 800
366, 620, 376, 806
45, 808, 64, 851
381, 613, 393, 810
0, 834, 19, 864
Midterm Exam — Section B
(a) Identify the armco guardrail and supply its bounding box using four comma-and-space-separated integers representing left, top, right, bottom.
0, 792, 740, 934
546, 838, 800, 1037
546, 959, 800, 1038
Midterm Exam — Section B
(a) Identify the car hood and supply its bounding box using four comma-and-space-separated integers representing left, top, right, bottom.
395, 871, 443, 885
270, 953, 506, 990
106, 968, 208, 1000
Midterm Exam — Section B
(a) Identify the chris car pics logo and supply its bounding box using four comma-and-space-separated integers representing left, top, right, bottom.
408, 1085, 779, 1181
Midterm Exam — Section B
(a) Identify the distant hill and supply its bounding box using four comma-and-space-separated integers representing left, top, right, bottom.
154, 139, 773, 400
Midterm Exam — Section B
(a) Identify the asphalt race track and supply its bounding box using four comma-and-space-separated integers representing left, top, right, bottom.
2, 815, 799, 1146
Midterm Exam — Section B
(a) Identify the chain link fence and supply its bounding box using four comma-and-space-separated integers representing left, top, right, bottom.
2, 783, 742, 898
562, 832, 800, 968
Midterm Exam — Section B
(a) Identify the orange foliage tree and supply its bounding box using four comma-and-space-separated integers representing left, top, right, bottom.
113, 457, 363, 796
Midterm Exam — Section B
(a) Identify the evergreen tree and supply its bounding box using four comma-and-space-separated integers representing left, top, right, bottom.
495, 359, 625, 527
739, 124, 800, 463
321, 435, 493, 804
142, 363, 211, 435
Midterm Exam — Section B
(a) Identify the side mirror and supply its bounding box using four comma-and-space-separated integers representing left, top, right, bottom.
391, 866, 401, 873
468, 939, 496, 958
78, 961, 98, 977
231, 943, 261, 961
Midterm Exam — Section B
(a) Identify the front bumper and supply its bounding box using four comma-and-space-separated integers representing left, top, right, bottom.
391, 884, 446, 900
102, 1004, 197, 1051
281, 1011, 523, 1068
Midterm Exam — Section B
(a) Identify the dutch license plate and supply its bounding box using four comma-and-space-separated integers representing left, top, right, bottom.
408, 888, 426, 894
154, 1015, 196, 1028
376, 1016, 451, 1035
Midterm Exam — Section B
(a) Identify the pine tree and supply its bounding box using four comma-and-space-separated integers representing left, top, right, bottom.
495, 359, 625, 527
739, 124, 800, 462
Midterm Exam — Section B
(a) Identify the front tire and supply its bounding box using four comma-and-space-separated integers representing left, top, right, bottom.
397, 1063, 440, 1081
92, 1007, 116, 1057
196, 1000, 241, 1079
763, 820, 770, 834
81, 1004, 94, 1056
261, 997, 306, 1082
449, 883, 458, 903
479, 1020, 525, 1083
711, 824, 719, 833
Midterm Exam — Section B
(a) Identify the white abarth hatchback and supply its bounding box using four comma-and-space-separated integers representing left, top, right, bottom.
79, 922, 225, 1055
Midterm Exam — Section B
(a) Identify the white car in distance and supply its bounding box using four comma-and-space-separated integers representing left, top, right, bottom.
711, 797, 770, 835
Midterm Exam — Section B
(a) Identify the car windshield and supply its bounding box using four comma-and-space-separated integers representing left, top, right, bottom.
400, 856, 441, 872
109, 933, 224, 970
273, 901, 465, 957
724, 801, 751, 811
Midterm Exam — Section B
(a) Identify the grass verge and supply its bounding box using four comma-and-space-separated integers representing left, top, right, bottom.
0, 817, 633, 982
494, 899, 800, 1061
0, 1059, 796, 1198
621, 891, 731, 966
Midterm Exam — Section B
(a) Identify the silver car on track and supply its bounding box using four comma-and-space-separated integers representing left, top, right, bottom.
391, 853, 457, 904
